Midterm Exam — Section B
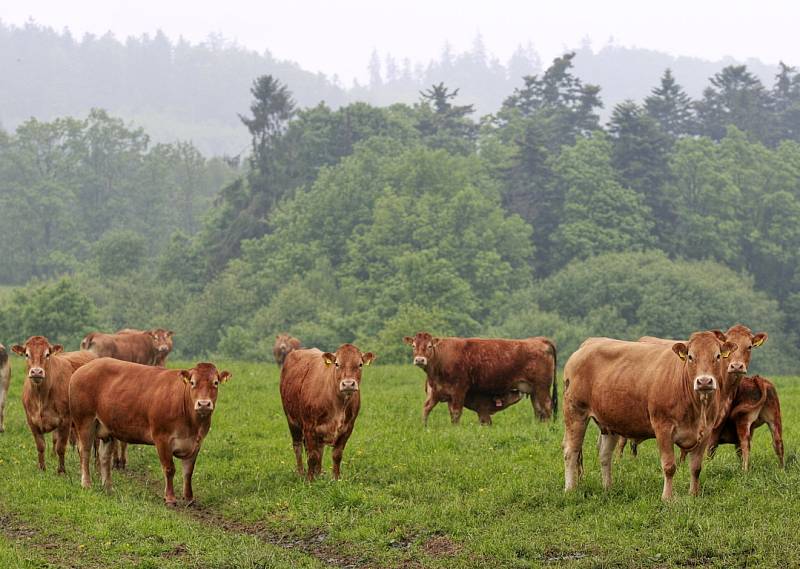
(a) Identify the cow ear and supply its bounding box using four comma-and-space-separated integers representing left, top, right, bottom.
362, 352, 375, 366
710, 330, 726, 342
51, 344, 64, 356
431, 338, 441, 347
11, 345, 25, 356
322, 352, 335, 366
179, 370, 192, 383
752, 332, 767, 348
276, 335, 281, 339
672, 342, 688, 361
403, 336, 414, 345
168, 330, 175, 338
721, 342, 738, 359
219, 371, 232, 383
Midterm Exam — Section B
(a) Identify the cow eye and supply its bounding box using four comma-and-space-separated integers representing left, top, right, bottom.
747, 346, 752, 351
213, 380, 219, 387
687, 354, 693, 362
45, 352, 50, 358
716, 353, 721, 360
190, 379, 196, 387
359, 363, 363, 368
334, 362, 340, 368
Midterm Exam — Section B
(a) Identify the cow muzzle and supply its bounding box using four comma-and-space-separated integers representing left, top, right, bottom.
339, 379, 358, 393
693, 375, 717, 392
195, 399, 214, 414
158, 346, 170, 353
727, 361, 746, 375
28, 368, 45, 383
413, 356, 427, 367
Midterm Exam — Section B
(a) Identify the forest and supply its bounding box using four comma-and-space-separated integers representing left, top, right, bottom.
3, 46, 800, 372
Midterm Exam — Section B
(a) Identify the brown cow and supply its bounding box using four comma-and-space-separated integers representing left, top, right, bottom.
619, 325, 767, 460
11, 337, 96, 472
274, 334, 302, 368
563, 332, 738, 500
423, 380, 523, 426
81, 328, 174, 367
69, 358, 231, 505
280, 345, 374, 481
0, 344, 10, 432
404, 332, 557, 425
709, 375, 784, 469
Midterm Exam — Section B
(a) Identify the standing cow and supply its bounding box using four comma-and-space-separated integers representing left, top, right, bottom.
273, 334, 302, 368
563, 332, 737, 500
280, 344, 374, 481
404, 332, 557, 425
0, 344, 10, 432
81, 328, 174, 367
69, 358, 231, 505
11, 336, 96, 472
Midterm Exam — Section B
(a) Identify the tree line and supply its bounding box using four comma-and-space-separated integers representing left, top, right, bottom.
2, 53, 800, 372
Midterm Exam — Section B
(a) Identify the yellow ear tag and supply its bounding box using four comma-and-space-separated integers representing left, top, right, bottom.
753, 337, 765, 347
324, 359, 333, 366
721, 349, 731, 358
678, 352, 687, 361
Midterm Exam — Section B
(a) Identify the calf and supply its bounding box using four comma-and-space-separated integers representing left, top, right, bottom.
280, 345, 374, 481
563, 332, 737, 500
423, 380, 523, 426
404, 332, 557, 425
709, 375, 784, 470
273, 334, 302, 368
0, 344, 9, 432
69, 358, 231, 505
11, 336, 96, 472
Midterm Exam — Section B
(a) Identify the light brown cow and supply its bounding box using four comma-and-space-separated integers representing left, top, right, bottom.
0, 344, 10, 433
11, 336, 96, 472
619, 325, 766, 459
404, 332, 557, 425
563, 332, 737, 500
280, 345, 374, 481
273, 334, 302, 368
81, 328, 174, 367
69, 358, 231, 505
708, 374, 784, 469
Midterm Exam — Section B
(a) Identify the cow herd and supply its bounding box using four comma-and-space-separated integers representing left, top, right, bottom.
0, 323, 785, 506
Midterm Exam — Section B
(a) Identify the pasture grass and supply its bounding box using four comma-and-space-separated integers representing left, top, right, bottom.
0, 360, 796, 568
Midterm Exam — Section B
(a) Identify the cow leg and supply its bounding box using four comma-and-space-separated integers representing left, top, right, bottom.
98, 437, 114, 490
562, 410, 588, 491
688, 441, 708, 497
155, 440, 177, 505
766, 414, 785, 469
531, 382, 552, 421
655, 428, 677, 501
630, 440, 638, 457
599, 434, 619, 489
76, 419, 97, 488
0, 382, 7, 433
332, 432, 352, 481
447, 390, 466, 425
30, 426, 46, 471
736, 420, 752, 471
304, 431, 321, 482
478, 411, 492, 426
615, 438, 627, 459
54, 424, 70, 474
289, 423, 305, 476
182, 453, 198, 505
422, 383, 438, 427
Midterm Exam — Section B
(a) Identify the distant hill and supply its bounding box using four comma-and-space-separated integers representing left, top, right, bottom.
0, 21, 784, 156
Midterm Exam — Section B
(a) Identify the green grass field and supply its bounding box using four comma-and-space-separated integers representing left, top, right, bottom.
0, 361, 796, 568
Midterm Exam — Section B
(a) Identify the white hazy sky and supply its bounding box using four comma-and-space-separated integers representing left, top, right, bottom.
3, 1, 798, 83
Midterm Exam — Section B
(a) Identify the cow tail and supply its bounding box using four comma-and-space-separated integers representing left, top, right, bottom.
550, 340, 558, 420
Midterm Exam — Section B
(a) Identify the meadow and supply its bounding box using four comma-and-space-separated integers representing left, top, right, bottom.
0, 361, 796, 568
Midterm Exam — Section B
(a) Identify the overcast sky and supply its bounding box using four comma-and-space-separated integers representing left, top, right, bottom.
3, 1, 799, 83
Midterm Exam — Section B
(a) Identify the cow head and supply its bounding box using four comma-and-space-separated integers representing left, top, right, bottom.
11, 336, 63, 385
179, 363, 231, 418
275, 334, 291, 354
721, 324, 767, 376
149, 329, 174, 355
672, 331, 737, 394
321, 344, 374, 397
403, 332, 439, 368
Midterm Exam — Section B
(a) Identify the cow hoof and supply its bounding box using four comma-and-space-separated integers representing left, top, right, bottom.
165, 499, 178, 507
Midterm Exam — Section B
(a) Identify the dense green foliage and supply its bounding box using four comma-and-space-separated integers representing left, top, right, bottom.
0, 362, 798, 567
3, 51, 800, 372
